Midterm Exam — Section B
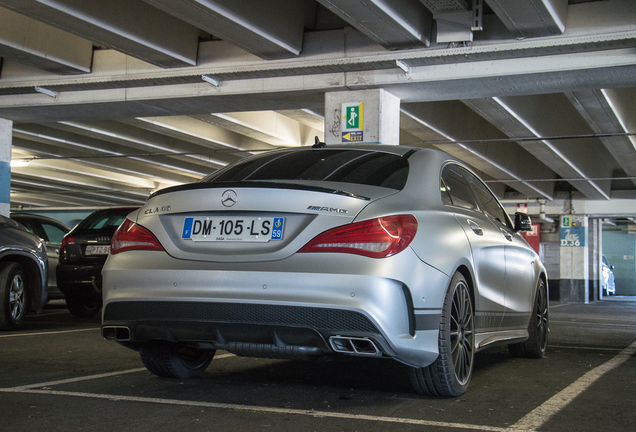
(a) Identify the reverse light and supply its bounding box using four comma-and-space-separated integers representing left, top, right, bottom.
299, 215, 417, 258
110, 219, 165, 255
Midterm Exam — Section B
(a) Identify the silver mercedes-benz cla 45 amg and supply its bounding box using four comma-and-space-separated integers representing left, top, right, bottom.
102, 145, 548, 397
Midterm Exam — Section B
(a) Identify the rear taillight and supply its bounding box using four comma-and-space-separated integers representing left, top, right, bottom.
60, 234, 75, 251
110, 219, 165, 255
299, 215, 417, 258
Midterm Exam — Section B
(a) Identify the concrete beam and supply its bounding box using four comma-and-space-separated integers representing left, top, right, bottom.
485, 0, 567, 37
203, 111, 324, 147
464, 95, 617, 200
566, 88, 636, 187
54, 119, 224, 173
0, 0, 200, 68
143, 0, 313, 60
0, 7, 92, 75
401, 101, 556, 199
11, 133, 198, 186
126, 115, 277, 156
317, 0, 432, 49
2, 41, 636, 123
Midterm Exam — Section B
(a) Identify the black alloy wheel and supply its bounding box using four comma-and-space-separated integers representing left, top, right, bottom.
509, 279, 548, 358
410, 271, 474, 397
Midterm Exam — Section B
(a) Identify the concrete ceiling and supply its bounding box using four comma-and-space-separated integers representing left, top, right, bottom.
0, 0, 635, 209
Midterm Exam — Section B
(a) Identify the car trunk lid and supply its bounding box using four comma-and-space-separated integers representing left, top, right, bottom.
134, 182, 398, 262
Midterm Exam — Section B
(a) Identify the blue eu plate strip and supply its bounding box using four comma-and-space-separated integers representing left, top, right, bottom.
182, 217, 193, 239
271, 218, 284, 240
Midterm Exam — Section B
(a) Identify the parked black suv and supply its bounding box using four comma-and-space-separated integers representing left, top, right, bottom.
57, 207, 138, 317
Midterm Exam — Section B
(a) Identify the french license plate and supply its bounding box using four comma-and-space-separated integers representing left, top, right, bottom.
182, 216, 285, 242
86, 245, 110, 255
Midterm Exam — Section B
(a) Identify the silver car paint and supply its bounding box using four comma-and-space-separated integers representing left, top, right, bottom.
0, 216, 48, 311
102, 146, 546, 368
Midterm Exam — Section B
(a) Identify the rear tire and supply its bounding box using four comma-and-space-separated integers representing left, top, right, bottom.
65, 294, 102, 318
409, 271, 474, 397
509, 279, 548, 359
0, 262, 27, 331
140, 342, 215, 379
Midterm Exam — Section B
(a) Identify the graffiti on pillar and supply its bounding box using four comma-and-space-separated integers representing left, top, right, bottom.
330, 109, 341, 138
560, 215, 587, 247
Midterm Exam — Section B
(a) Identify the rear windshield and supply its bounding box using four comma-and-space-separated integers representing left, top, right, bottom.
204, 149, 409, 190
77, 208, 137, 230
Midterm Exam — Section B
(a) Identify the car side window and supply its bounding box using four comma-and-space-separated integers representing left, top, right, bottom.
441, 165, 478, 210
467, 175, 512, 229
42, 222, 67, 245
14, 219, 48, 241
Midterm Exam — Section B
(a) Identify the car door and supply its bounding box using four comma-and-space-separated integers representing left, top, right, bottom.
466, 174, 536, 330
39, 220, 68, 290
17, 217, 68, 291
442, 164, 506, 333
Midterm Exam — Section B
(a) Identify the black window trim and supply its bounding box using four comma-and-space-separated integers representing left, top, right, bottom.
441, 162, 514, 229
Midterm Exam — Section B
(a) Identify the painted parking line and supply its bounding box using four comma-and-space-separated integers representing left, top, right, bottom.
0, 354, 237, 391
2, 387, 518, 432
0, 328, 100, 338
548, 345, 623, 352
0, 351, 517, 432
5, 368, 149, 391
2, 344, 634, 432
550, 320, 636, 328
510, 339, 636, 431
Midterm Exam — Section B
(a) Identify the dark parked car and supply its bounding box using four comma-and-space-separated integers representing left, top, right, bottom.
57, 207, 138, 317
0, 215, 48, 330
11, 213, 70, 301
101, 146, 548, 397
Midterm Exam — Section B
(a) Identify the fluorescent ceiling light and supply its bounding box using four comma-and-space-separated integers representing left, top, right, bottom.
34, 86, 58, 99
10, 160, 30, 168
202, 75, 220, 87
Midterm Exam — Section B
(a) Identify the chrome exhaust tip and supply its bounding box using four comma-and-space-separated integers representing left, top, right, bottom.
102, 326, 131, 341
329, 336, 380, 356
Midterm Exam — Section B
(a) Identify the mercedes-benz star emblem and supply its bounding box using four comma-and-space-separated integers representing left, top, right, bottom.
221, 189, 237, 207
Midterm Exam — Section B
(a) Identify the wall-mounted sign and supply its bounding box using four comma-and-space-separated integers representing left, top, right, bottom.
342, 102, 363, 142
560, 216, 586, 247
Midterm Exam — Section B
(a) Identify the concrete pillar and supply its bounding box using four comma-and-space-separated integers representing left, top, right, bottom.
559, 215, 589, 303
324, 89, 400, 145
588, 218, 601, 302
0, 118, 12, 217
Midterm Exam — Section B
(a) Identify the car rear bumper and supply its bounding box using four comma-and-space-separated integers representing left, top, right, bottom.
57, 263, 103, 297
102, 250, 449, 367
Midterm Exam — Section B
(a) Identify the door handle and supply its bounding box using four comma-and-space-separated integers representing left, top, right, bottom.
500, 228, 513, 241
467, 220, 483, 236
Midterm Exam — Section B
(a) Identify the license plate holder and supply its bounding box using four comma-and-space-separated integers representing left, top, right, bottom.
182, 216, 285, 242
86, 245, 110, 255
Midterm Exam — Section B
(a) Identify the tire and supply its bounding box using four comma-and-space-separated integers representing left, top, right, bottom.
409, 271, 474, 397
509, 279, 548, 359
140, 341, 215, 379
65, 294, 102, 318
0, 262, 28, 331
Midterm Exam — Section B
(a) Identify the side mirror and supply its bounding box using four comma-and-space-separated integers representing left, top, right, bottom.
514, 212, 533, 232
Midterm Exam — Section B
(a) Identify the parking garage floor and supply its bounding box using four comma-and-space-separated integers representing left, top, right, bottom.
1, 299, 635, 432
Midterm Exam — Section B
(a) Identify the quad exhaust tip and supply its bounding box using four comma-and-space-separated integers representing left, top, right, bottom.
102, 326, 131, 341
329, 336, 380, 356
